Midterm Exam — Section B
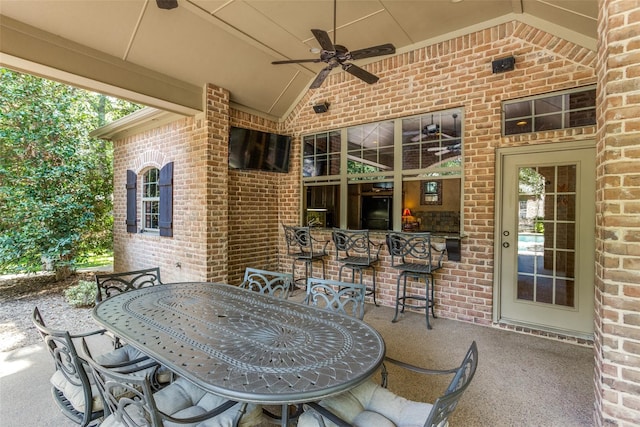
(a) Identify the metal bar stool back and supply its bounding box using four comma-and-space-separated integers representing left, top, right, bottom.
386, 232, 445, 329
283, 224, 329, 289
331, 228, 382, 306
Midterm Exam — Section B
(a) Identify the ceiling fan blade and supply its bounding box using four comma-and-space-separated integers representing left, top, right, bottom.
349, 43, 396, 60
342, 63, 379, 84
272, 58, 323, 64
309, 66, 334, 89
311, 29, 335, 52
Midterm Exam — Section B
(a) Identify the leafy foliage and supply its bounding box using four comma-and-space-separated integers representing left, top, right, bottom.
64, 280, 97, 308
0, 68, 142, 274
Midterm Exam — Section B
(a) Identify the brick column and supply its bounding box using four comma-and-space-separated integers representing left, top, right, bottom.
205, 84, 230, 282
594, 0, 640, 424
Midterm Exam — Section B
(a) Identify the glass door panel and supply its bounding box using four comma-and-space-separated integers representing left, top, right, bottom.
516, 165, 576, 308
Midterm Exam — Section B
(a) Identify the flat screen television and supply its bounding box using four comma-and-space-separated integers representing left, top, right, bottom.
229, 127, 292, 173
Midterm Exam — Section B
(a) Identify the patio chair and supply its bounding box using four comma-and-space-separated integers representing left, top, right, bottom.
31, 306, 159, 427
95, 267, 162, 303
298, 341, 478, 427
239, 267, 293, 299
386, 232, 446, 329
80, 339, 264, 427
283, 224, 329, 289
331, 228, 382, 306
305, 278, 367, 320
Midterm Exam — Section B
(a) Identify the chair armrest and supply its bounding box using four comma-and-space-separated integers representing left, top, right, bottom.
381, 356, 457, 387
370, 240, 383, 258
159, 400, 243, 425
432, 244, 446, 267
313, 237, 330, 254
69, 328, 109, 339
305, 402, 352, 427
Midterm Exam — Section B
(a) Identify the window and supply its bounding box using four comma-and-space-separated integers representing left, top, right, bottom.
421, 180, 442, 205
503, 86, 596, 135
303, 131, 341, 178
126, 162, 173, 236
142, 168, 160, 231
302, 108, 463, 232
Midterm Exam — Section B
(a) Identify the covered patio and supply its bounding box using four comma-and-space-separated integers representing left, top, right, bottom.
2, 1, 640, 425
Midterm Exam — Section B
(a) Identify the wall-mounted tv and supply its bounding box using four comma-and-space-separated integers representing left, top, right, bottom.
229, 127, 292, 173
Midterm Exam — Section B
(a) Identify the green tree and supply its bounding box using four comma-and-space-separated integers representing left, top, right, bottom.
0, 68, 141, 275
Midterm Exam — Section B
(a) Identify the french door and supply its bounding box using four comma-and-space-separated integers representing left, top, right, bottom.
495, 143, 595, 338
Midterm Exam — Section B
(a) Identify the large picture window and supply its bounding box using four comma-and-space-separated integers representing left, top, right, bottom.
302, 108, 463, 232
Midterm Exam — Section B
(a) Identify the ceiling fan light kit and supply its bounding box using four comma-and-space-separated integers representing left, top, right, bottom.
156, 0, 178, 10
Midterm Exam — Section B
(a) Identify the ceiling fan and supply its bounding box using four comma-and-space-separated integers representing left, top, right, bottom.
272, 0, 396, 89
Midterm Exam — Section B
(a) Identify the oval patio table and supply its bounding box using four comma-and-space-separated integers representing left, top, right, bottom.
92, 282, 386, 427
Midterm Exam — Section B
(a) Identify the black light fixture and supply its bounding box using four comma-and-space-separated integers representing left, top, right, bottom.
492, 56, 515, 73
156, 0, 178, 10
313, 102, 330, 114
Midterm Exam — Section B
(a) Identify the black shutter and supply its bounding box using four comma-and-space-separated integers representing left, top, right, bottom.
159, 162, 173, 237
126, 170, 137, 233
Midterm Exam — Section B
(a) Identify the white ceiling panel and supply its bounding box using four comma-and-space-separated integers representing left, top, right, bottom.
0, 0, 598, 120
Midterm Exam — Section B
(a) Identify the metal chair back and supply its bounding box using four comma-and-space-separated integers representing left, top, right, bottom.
283, 225, 325, 260
386, 231, 444, 273
80, 339, 163, 427
331, 228, 379, 266
424, 341, 479, 426
240, 267, 293, 299
81, 339, 249, 427
31, 307, 103, 427
305, 278, 367, 320
95, 267, 162, 303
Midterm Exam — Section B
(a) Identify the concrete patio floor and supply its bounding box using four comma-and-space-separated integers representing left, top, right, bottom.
0, 298, 595, 426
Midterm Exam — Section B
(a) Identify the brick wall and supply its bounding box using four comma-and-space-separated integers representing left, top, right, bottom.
277, 20, 597, 325
594, 0, 640, 425
113, 116, 214, 283
227, 110, 285, 285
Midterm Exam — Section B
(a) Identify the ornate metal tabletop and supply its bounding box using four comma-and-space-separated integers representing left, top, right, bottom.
92, 282, 385, 405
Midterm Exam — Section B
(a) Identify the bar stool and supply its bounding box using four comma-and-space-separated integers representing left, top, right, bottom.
331, 228, 382, 306
386, 231, 445, 329
283, 224, 329, 290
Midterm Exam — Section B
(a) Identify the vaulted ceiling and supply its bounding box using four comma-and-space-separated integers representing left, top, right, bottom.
0, 0, 598, 121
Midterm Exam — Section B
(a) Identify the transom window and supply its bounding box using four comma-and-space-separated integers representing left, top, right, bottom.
503, 86, 596, 135
142, 168, 160, 231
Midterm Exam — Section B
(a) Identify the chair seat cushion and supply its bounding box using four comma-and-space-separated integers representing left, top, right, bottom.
101, 378, 263, 427
298, 379, 434, 427
50, 369, 102, 413
95, 344, 172, 384
153, 378, 263, 426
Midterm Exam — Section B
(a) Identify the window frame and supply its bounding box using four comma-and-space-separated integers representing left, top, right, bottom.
502, 85, 596, 136
141, 167, 160, 233
301, 108, 464, 231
